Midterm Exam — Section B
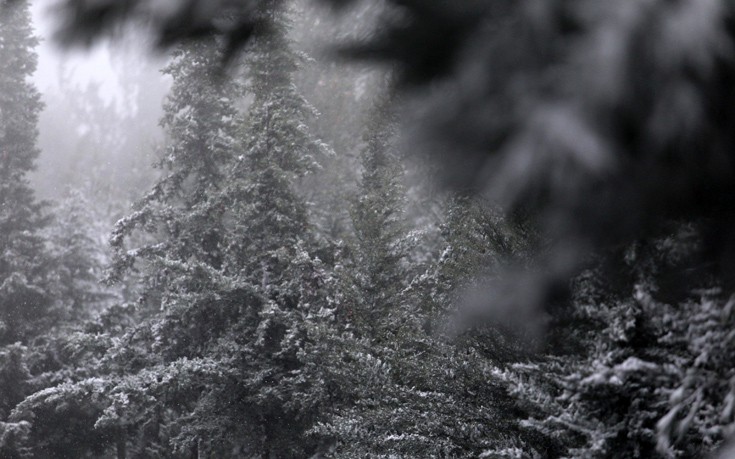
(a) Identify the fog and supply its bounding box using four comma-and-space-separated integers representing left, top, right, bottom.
30, 1, 169, 207
31, 1, 144, 108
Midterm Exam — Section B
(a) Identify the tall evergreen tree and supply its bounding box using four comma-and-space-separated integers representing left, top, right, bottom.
9, 35, 243, 458
104, 36, 244, 457
3, 190, 121, 458
0, 2, 59, 456
303, 99, 530, 457
338, 95, 407, 335
182, 5, 335, 455
0, 0, 50, 345
45, 189, 116, 321
15, 4, 334, 457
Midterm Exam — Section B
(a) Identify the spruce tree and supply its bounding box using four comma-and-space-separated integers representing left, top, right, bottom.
3, 190, 120, 458
106, 36, 244, 457
340, 95, 407, 335
303, 98, 529, 457
45, 189, 115, 321
19, 4, 335, 456
0, 0, 50, 345
0, 2, 59, 455
187, 5, 334, 454
8, 35, 243, 458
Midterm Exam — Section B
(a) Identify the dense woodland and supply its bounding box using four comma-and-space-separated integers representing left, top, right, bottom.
3, 0, 735, 457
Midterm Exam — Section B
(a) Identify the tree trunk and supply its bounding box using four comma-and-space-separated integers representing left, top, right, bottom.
191, 438, 200, 459
116, 427, 126, 459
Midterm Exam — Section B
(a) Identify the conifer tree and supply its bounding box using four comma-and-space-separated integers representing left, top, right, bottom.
45, 189, 115, 321
104, 36, 244, 457
304, 98, 530, 457
512, 226, 735, 457
0, 0, 51, 345
9, 35, 243, 458
16, 4, 334, 457
183, 5, 334, 454
2, 190, 120, 458
0, 2, 60, 455
339, 95, 407, 335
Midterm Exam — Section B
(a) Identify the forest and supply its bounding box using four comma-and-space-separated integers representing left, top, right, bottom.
2, 0, 735, 457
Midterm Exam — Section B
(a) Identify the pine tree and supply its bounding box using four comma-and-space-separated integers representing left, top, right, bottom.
0, 0, 51, 345
45, 189, 116, 322
338, 95, 407, 335
105, 36, 244, 457
28, 4, 336, 456
6, 34, 243, 458
302, 99, 530, 457
181, 5, 334, 454
0, 190, 121, 458
0, 3, 59, 455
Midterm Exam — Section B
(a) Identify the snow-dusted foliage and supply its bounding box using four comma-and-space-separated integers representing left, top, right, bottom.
513, 226, 735, 458
6, 0, 735, 457
0, 5, 62, 455
44, 189, 117, 320
301, 101, 535, 458
0, 0, 51, 345
19, 4, 338, 457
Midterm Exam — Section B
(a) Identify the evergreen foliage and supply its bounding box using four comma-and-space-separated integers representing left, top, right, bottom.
0, 344, 31, 458
45, 189, 115, 321
0, 4, 104, 457
0, 5, 54, 454
27, 4, 338, 456
303, 99, 531, 458
0, 0, 51, 345
6, 0, 735, 457
513, 227, 735, 458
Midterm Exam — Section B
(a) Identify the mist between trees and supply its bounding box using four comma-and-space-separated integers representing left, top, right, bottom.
2, 0, 735, 457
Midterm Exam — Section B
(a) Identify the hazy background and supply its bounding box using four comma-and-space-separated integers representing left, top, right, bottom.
26, 0, 405, 244
29, 0, 169, 207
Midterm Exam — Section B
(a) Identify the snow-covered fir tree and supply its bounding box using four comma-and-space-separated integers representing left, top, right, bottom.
338, 95, 407, 335
302, 99, 530, 457
9, 34, 244, 458
15, 4, 334, 457
171, 4, 335, 455
0, 2, 59, 455
0, 0, 51, 346
44, 189, 116, 321
0, 189, 121, 458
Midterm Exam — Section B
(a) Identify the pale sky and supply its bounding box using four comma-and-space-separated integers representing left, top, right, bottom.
30, 0, 166, 114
